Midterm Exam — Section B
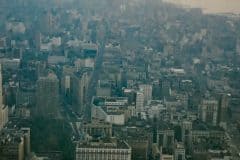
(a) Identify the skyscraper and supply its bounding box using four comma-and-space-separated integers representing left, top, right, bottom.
218, 94, 229, 128
35, 73, 59, 118
136, 91, 144, 114
0, 64, 3, 105
181, 121, 192, 153
72, 70, 90, 114
0, 64, 8, 131
139, 84, 153, 104
0, 106, 8, 131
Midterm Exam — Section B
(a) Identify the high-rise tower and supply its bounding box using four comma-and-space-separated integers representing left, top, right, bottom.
0, 64, 8, 131
0, 64, 3, 105
35, 73, 59, 118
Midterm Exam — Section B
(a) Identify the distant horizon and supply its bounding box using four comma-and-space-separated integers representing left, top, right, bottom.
163, 0, 240, 14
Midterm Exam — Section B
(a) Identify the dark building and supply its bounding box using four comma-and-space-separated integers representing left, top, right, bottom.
35, 73, 59, 118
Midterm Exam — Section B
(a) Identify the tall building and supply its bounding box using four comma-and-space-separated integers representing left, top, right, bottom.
157, 130, 175, 153
136, 91, 144, 113
123, 89, 136, 105
75, 139, 131, 160
139, 84, 153, 104
0, 64, 8, 131
198, 100, 218, 126
72, 70, 90, 114
127, 136, 150, 160
152, 80, 161, 100
41, 11, 55, 34
0, 37, 7, 49
0, 64, 3, 105
16, 82, 36, 106
181, 121, 192, 152
218, 94, 229, 128
96, 80, 111, 97
0, 106, 8, 131
61, 75, 71, 96
35, 73, 59, 118
161, 79, 171, 98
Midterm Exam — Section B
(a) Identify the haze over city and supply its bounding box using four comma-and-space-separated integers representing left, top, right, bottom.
164, 0, 240, 14
0, 0, 240, 160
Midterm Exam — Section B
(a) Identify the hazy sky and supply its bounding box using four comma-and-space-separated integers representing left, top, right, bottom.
163, 0, 240, 14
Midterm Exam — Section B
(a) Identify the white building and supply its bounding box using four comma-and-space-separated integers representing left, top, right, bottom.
76, 139, 131, 160
91, 97, 128, 125
136, 91, 144, 113
74, 58, 95, 70
161, 155, 174, 160
146, 100, 165, 119
139, 84, 153, 103
91, 106, 125, 125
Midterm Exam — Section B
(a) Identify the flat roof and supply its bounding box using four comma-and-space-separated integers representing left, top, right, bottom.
77, 139, 130, 149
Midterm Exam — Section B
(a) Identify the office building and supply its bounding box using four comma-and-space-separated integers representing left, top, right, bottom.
0, 64, 8, 131
136, 91, 144, 113
96, 80, 111, 97
0, 64, 3, 106
181, 121, 192, 151
161, 79, 171, 98
80, 120, 112, 138
123, 89, 136, 105
139, 84, 153, 104
157, 129, 175, 152
218, 94, 229, 128
91, 97, 128, 125
117, 126, 152, 160
35, 73, 59, 117
16, 82, 36, 106
174, 143, 185, 160
152, 80, 161, 100
61, 75, 71, 96
199, 100, 218, 126
72, 70, 90, 114
0, 128, 31, 160
75, 139, 131, 160
0, 106, 8, 131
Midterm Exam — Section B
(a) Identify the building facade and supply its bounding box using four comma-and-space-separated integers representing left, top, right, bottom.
75, 140, 131, 160
35, 73, 59, 117
199, 100, 218, 126
0, 64, 8, 131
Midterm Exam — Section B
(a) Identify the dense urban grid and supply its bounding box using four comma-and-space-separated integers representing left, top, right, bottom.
0, 0, 240, 160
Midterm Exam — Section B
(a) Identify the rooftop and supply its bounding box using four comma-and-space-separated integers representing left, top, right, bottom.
92, 96, 128, 107
192, 120, 224, 131
76, 138, 130, 149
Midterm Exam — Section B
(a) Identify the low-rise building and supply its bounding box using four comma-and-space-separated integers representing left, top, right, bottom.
91, 97, 129, 125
